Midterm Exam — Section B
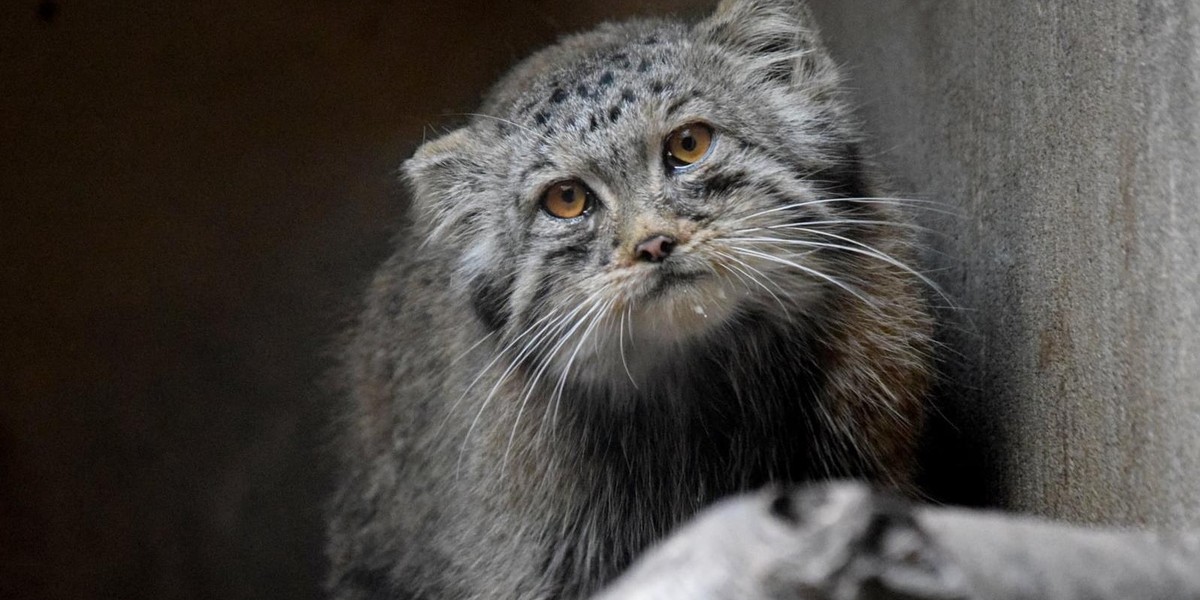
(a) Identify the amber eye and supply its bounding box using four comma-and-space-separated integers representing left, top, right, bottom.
540, 180, 592, 219
664, 122, 715, 169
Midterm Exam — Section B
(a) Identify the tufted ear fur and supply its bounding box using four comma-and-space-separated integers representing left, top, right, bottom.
697, 0, 835, 86
402, 127, 487, 243
403, 128, 514, 329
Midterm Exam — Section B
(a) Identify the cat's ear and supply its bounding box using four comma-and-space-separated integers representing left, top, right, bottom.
404, 128, 511, 328
697, 0, 833, 86
402, 127, 485, 240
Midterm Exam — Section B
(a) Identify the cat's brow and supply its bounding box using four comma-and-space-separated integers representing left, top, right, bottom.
664, 92, 702, 119
519, 159, 555, 183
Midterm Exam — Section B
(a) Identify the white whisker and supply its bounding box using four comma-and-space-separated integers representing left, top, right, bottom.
461, 292, 603, 475
727, 196, 959, 227
727, 231, 957, 310
448, 330, 497, 365
731, 247, 878, 309
617, 302, 638, 390
448, 111, 538, 136
437, 308, 564, 442
712, 249, 791, 315
513, 295, 611, 450
734, 218, 938, 236
548, 297, 613, 433
497, 305, 591, 469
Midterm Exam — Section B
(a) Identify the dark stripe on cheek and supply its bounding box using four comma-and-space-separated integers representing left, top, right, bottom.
471, 271, 516, 332
676, 208, 712, 222
542, 242, 591, 266
528, 273, 556, 316
701, 170, 751, 197
760, 184, 806, 216
675, 170, 749, 219
519, 271, 560, 332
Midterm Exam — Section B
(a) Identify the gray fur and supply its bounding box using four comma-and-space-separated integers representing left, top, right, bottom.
326, 1, 934, 598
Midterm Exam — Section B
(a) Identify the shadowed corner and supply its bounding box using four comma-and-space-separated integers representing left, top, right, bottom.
915, 337, 993, 509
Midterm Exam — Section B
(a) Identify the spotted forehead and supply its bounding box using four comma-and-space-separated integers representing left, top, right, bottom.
489, 30, 692, 138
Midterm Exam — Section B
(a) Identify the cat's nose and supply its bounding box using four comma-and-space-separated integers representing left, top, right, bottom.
634, 234, 676, 263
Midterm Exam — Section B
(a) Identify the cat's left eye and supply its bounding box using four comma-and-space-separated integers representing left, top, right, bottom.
540, 180, 592, 219
664, 123, 715, 170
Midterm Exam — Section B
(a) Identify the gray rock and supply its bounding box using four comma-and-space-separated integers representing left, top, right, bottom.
597, 483, 1200, 599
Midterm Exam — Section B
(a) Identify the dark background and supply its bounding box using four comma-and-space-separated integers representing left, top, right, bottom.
1, 1, 704, 599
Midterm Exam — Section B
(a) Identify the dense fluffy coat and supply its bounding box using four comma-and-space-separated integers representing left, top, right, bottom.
327, 1, 934, 598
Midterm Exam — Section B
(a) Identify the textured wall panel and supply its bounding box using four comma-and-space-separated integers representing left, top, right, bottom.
808, 0, 1200, 526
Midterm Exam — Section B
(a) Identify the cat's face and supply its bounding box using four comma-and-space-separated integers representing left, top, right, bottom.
405, 0, 898, 383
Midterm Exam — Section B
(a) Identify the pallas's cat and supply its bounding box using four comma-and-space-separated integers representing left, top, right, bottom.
327, 1, 934, 598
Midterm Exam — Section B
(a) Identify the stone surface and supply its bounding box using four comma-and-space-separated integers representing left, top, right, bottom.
598, 483, 1200, 600
807, 0, 1200, 526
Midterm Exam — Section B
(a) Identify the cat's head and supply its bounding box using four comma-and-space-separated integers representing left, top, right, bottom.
403, 0, 909, 383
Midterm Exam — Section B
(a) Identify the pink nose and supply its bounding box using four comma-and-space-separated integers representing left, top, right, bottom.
635, 234, 676, 263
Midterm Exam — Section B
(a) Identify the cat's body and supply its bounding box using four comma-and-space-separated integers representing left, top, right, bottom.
327, 1, 934, 598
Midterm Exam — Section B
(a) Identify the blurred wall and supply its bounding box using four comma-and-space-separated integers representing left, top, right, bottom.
808, 0, 1200, 526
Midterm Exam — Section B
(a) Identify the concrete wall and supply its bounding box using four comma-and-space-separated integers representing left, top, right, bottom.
808, 0, 1200, 527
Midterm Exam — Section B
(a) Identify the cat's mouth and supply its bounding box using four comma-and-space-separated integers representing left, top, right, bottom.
618, 259, 742, 339
556, 259, 742, 382
645, 267, 708, 299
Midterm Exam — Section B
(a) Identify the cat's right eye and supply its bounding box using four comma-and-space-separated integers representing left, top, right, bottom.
540, 180, 592, 220
664, 122, 715, 170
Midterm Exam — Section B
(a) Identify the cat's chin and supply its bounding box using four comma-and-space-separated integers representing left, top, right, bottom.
554, 276, 743, 385
626, 276, 741, 342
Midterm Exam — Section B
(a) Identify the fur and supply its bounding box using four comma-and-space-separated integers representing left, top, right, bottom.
326, 1, 934, 598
